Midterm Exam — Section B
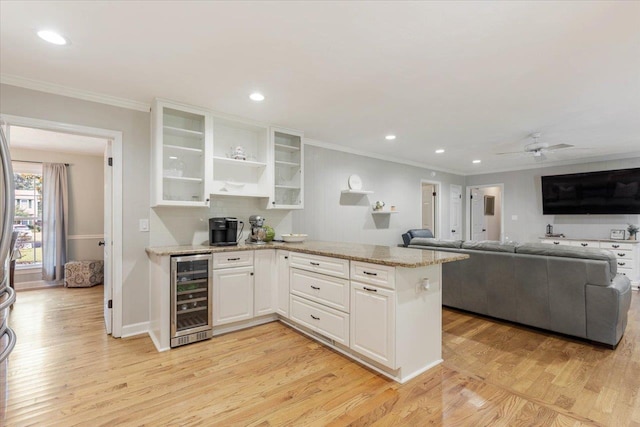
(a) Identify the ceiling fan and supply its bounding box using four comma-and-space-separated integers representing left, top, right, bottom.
496, 133, 575, 161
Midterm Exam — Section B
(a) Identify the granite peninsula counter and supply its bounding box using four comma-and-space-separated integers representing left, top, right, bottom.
146, 241, 468, 383
145, 240, 468, 268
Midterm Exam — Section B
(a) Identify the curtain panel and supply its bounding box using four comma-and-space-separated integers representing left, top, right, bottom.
42, 163, 68, 282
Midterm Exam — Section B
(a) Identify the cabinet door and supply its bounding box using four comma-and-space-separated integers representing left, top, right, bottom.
276, 250, 290, 318
151, 98, 213, 207
268, 127, 304, 209
213, 266, 254, 325
254, 250, 276, 316
350, 282, 396, 369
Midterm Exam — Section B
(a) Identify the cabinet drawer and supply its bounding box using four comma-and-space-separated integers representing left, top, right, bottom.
617, 267, 633, 277
570, 240, 597, 248
290, 268, 349, 312
350, 261, 395, 290
213, 251, 254, 269
600, 241, 634, 251
289, 253, 350, 279
290, 295, 349, 345
540, 239, 570, 246
616, 260, 633, 269
611, 250, 633, 261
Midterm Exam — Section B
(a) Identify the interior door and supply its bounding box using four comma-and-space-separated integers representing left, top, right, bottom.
450, 184, 462, 240
421, 184, 435, 232
471, 188, 487, 241
103, 142, 112, 334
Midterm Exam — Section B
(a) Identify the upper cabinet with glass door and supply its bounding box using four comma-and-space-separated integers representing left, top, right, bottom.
151, 99, 212, 207
210, 117, 269, 198
269, 127, 304, 209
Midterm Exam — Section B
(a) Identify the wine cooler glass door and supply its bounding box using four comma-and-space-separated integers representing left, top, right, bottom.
171, 254, 213, 338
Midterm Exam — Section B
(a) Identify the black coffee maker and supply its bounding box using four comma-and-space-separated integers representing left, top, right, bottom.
209, 217, 243, 246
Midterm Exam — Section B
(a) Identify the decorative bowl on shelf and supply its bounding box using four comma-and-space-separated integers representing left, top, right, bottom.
282, 233, 307, 243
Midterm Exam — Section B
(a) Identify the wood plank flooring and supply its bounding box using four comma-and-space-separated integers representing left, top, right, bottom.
2, 286, 639, 426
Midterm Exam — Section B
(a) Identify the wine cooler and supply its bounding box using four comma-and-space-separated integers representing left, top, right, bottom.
171, 253, 213, 347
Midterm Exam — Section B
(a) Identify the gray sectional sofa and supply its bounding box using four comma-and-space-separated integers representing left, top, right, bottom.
405, 237, 632, 347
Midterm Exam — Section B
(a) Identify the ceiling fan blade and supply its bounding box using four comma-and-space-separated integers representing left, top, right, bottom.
546, 143, 574, 151
495, 150, 525, 155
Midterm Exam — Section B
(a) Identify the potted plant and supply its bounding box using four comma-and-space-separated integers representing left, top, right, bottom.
627, 223, 639, 240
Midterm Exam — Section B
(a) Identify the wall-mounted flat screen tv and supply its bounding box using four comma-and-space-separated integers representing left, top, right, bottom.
542, 168, 640, 215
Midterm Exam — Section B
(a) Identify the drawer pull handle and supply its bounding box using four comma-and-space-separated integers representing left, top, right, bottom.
310, 262, 320, 266
363, 286, 378, 292
618, 262, 626, 266
363, 271, 378, 276
581, 243, 588, 247
612, 245, 620, 248
310, 314, 320, 320
617, 253, 625, 257
227, 257, 240, 261
553, 242, 560, 245
310, 285, 320, 290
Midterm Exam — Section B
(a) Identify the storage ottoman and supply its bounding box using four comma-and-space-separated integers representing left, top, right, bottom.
64, 260, 104, 288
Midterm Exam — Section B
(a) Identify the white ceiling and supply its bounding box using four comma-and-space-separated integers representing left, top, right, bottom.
1, 1, 639, 174
9, 126, 106, 156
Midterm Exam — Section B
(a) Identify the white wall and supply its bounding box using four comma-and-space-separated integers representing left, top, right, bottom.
466, 158, 640, 243
1, 84, 150, 327
292, 143, 466, 245
11, 148, 105, 281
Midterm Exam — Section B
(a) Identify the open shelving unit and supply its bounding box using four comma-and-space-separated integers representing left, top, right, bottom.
269, 128, 304, 209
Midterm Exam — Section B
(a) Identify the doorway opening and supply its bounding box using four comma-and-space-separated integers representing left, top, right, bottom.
2, 115, 123, 337
466, 184, 504, 242
420, 180, 441, 238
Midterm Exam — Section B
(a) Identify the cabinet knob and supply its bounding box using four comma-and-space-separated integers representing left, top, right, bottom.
581, 243, 588, 247
284, 256, 288, 259
617, 253, 625, 257
613, 245, 620, 248
618, 262, 625, 266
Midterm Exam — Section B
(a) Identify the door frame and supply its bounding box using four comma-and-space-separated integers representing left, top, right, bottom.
420, 179, 441, 239
465, 183, 504, 242
1, 114, 124, 337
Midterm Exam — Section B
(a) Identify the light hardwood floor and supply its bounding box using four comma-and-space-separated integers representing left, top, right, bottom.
3, 286, 639, 426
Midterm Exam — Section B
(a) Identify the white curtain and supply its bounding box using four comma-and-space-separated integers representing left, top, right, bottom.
42, 163, 68, 282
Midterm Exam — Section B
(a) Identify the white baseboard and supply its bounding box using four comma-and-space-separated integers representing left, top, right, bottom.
121, 321, 150, 338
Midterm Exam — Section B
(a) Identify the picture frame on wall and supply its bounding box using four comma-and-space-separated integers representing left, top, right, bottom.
484, 195, 495, 216
610, 229, 626, 240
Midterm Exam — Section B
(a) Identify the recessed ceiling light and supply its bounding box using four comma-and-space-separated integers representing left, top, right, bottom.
249, 92, 265, 102
385, 135, 396, 140
37, 30, 67, 45
435, 149, 445, 154
472, 159, 481, 164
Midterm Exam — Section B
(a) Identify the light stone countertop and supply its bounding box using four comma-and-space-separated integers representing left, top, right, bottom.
145, 240, 469, 268
539, 236, 639, 244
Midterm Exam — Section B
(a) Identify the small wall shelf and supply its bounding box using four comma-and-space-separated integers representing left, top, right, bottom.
274, 143, 300, 152
372, 211, 399, 215
341, 189, 374, 195
213, 156, 266, 168
163, 126, 204, 138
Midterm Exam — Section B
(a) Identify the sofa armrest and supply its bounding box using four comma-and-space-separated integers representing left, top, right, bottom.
585, 274, 632, 346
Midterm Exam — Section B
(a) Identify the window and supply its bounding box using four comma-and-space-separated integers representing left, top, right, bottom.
13, 162, 43, 267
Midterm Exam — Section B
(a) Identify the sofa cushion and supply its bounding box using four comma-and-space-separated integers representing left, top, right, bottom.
409, 237, 463, 248
516, 243, 617, 277
461, 240, 517, 253
401, 229, 434, 246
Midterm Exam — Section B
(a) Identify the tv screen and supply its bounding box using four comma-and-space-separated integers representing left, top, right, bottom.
541, 168, 640, 215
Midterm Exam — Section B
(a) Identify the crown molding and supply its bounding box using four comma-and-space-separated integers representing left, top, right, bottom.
304, 138, 466, 177
0, 74, 150, 112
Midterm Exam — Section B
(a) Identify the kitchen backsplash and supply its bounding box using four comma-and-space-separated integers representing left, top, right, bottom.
149, 197, 293, 247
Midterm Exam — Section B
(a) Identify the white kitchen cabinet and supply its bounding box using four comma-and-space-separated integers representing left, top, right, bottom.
290, 295, 349, 345
350, 282, 396, 368
276, 250, 290, 318
151, 98, 213, 207
213, 265, 254, 326
254, 250, 276, 316
268, 127, 304, 209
